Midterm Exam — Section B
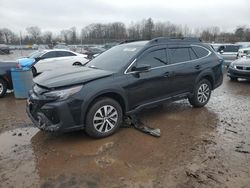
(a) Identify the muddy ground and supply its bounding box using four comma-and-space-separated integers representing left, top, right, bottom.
0, 51, 250, 188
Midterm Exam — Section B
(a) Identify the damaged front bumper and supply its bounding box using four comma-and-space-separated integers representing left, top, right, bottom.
26, 92, 84, 132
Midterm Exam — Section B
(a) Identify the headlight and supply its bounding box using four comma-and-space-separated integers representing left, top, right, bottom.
44, 85, 83, 100
229, 63, 236, 69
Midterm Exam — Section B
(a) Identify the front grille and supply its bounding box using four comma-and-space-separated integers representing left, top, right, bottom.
236, 66, 250, 71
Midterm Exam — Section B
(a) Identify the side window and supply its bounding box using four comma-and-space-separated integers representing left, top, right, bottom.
136, 49, 167, 68
189, 48, 198, 60
192, 46, 209, 58
42, 51, 57, 58
224, 45, 240, 52
57, 51, 76, 57
169, 48, 190, 64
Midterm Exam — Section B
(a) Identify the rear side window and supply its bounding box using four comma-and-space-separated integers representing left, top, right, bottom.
137, 49, 167, 68
169, 48, 190, 64
192, 46, 209, 58
189, 48, 198, 60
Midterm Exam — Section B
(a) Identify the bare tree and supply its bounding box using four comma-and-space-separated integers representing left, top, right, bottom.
0, 28, 14, 43
42, 31, 53, 44
26, 26, 41, 43
60, 29, 71, 43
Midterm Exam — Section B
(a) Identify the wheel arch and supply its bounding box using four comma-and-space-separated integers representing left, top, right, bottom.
0, 75, 12, 90
195, 70, 215, 90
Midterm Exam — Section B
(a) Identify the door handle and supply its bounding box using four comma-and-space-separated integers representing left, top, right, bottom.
163, 72, 173, 78
195, 65, 201, 70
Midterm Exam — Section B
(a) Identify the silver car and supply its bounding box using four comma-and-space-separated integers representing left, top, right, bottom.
216, 44, 240, 66
228, 54, 250, 81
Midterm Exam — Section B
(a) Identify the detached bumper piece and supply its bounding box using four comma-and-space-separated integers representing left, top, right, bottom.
124, 115, 161, 137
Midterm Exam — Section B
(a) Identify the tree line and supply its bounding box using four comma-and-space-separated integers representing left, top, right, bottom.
0, 18, 250, 45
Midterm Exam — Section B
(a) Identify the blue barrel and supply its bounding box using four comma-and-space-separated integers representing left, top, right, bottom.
11, 68, 33, 99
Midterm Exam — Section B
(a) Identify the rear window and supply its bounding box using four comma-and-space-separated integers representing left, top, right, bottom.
192, 46, 209, 58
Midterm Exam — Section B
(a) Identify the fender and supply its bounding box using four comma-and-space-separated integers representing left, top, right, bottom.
80, 88, 128, 125
195, 68, 215, 89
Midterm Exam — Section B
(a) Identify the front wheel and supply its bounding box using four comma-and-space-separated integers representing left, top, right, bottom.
85, 98, 123, 138
0, 78, 7, 98
189, 79, 212, 108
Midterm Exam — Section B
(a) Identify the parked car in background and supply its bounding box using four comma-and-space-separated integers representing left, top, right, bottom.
236, 47, 250, 59
54, 43, 70, 50
228, 54, 250, 81
27, 37, 223, 138
17, 49, 87, 71
84, 46, 106, 59
102, 42, 118, 50
0, 44, 10, 54
0, 61, 18, 97
235, 42, 250, 49
32, 55, 88, 76
216, 44, 240, 66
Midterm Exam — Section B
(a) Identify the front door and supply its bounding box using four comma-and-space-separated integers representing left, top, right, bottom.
125, 45, 172, 109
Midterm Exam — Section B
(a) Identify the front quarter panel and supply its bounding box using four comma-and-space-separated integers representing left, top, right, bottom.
79, 74, 129, 125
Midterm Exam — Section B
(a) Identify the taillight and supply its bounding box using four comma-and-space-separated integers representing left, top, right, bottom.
16, 63, 21, 69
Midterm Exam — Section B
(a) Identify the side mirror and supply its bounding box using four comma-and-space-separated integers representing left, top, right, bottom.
131, 64, 151, 73
35, 57, 44, 61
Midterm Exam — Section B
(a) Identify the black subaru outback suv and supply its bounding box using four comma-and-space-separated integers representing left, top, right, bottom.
27, 37, 223, 138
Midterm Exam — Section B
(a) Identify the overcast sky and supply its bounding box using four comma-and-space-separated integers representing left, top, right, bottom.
0, 0, 249, 33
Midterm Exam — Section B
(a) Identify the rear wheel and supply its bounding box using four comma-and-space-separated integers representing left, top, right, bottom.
189, 79, 212, 108
0, 78, 7, 98
85, 98, 123, 138
73, 62, 82, 66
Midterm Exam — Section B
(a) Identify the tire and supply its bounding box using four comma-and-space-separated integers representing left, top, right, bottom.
73, 62, 82, 66
31, 66, 38, 77
229, 76, 237, 81
85, 97, 123, 138
0, 78, 7, 98
188, 79, 212, 108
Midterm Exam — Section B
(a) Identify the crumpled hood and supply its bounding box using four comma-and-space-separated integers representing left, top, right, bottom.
18, 58, 35, 67
34, 66, 114, 88
232, 57, 250, 66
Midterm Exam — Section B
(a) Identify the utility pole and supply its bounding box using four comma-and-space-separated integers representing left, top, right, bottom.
19, 31, 23, 56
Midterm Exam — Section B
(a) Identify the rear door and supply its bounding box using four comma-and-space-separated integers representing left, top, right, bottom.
166, 44, 202, 95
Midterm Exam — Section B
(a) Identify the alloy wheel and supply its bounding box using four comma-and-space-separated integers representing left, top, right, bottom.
93, 105, 118, 133
197, 83, 210, 103
0, 83, 3, 95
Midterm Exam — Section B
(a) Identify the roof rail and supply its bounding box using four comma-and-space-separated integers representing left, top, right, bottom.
119, 39, 142, 45
148, 37, 202, 45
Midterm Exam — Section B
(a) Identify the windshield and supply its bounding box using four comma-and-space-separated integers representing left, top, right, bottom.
87, 44, 144, 71
28, 51, 45, 58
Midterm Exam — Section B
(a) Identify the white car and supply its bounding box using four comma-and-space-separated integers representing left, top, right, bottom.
237, 47, 250, 59
32, 51, 88, 76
